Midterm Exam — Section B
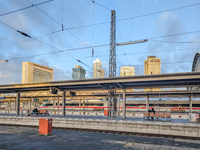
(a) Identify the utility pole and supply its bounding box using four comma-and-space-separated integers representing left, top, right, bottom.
107, 10, 117, 118
109, 10, 116, 77
108, 10, 147, 118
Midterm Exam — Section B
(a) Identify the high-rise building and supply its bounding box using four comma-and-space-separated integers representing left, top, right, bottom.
144, 56, 161, 91
93, 59, 105, 78
120, 66, 135, 76
22, 61, 53, 83
100, 68, 105, 78
72, 65, 86, 80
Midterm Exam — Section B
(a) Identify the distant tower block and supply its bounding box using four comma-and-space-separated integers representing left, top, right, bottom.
120, 66, 135, 76
93, 59, 105, 78
72, 65, 86, 80
22, 61, 53, 83
144, 56, 161, 91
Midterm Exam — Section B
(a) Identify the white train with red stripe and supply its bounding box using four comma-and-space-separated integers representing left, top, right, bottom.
39, 99, 200, 112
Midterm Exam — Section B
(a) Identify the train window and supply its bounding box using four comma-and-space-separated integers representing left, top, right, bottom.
46, 103, 53, 106
192, 104, 200, 107
171, 104, 179, 107
97, 103, 103, 106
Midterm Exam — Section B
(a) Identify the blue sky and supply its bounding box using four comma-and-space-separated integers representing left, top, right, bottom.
0, 0, 200, 84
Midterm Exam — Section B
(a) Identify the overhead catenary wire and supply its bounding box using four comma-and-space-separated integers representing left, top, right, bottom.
27, 0, 61, 26
0, 29, 62, 49
117, 24, 130, 65
62, 2, 200, 31
9, 43, 110, 61
0, 21, 94, 70
149, 39, 200, 43
0, 0, 53, 17
27, 1, 107, 62
91, 0, 111, 11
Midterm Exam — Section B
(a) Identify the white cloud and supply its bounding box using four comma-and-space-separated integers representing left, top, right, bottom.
158, 12, 178, 21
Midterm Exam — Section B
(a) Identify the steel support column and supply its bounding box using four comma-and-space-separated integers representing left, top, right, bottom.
9, 99, 11, 110
15, 98, 16, 110
62, 91, 66, 117
16, 93, 20, 116
53, 99, 54, 110
57, 99, 59, 110
146, 95, 149, 112
123, 89, 126, 119
83, 97, 85, 111
118, 94, 120, 112
189, 93, 193, 113
79, 98, 81, 111
29, 99, 31, 110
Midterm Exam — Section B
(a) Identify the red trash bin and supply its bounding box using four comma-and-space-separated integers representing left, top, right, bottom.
39, 118, 52, 136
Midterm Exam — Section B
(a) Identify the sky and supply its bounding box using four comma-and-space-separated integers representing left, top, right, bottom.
0, 0, 200, 85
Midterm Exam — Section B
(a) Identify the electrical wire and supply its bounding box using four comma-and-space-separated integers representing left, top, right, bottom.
26, 1, 107, 62
91, 0, 111, 11
148, 31, 200, 40
8, 43, 110, 61
62, 2, 200, 31
149, 39, 200, 43
0, 0, 53, 17
0, 29, 62, 49
27, 0, 61, 26
0, 21, 94, 70
117, 24, 130, 65
118, 2, 200, 22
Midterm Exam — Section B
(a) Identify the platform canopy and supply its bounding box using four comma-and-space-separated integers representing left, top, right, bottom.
0, 72, 200, 93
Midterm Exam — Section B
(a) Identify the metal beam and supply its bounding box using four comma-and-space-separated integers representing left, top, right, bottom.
117, 83, 124, 89
98, 84, 108, 90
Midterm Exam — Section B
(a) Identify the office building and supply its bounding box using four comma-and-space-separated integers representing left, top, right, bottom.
144, 56, 161, 91
22, 61, 53, 83
93, 59, 105, 78
120, 66, 135, 76
72, 65, 86, 80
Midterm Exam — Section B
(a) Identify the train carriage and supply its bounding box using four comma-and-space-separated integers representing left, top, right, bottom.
40, 99, 200, 112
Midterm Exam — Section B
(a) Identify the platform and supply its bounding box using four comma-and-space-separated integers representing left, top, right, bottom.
0, 114, 200, 138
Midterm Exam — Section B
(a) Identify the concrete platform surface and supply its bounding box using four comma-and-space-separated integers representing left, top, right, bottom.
0, 113, 199, 125
0, 125, 200, 150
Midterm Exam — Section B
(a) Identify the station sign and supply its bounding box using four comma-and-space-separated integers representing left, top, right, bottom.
33, 99, 39, 102
43, 100, 48, 102
0, 97, 5, 99
66, 100, 71, 101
